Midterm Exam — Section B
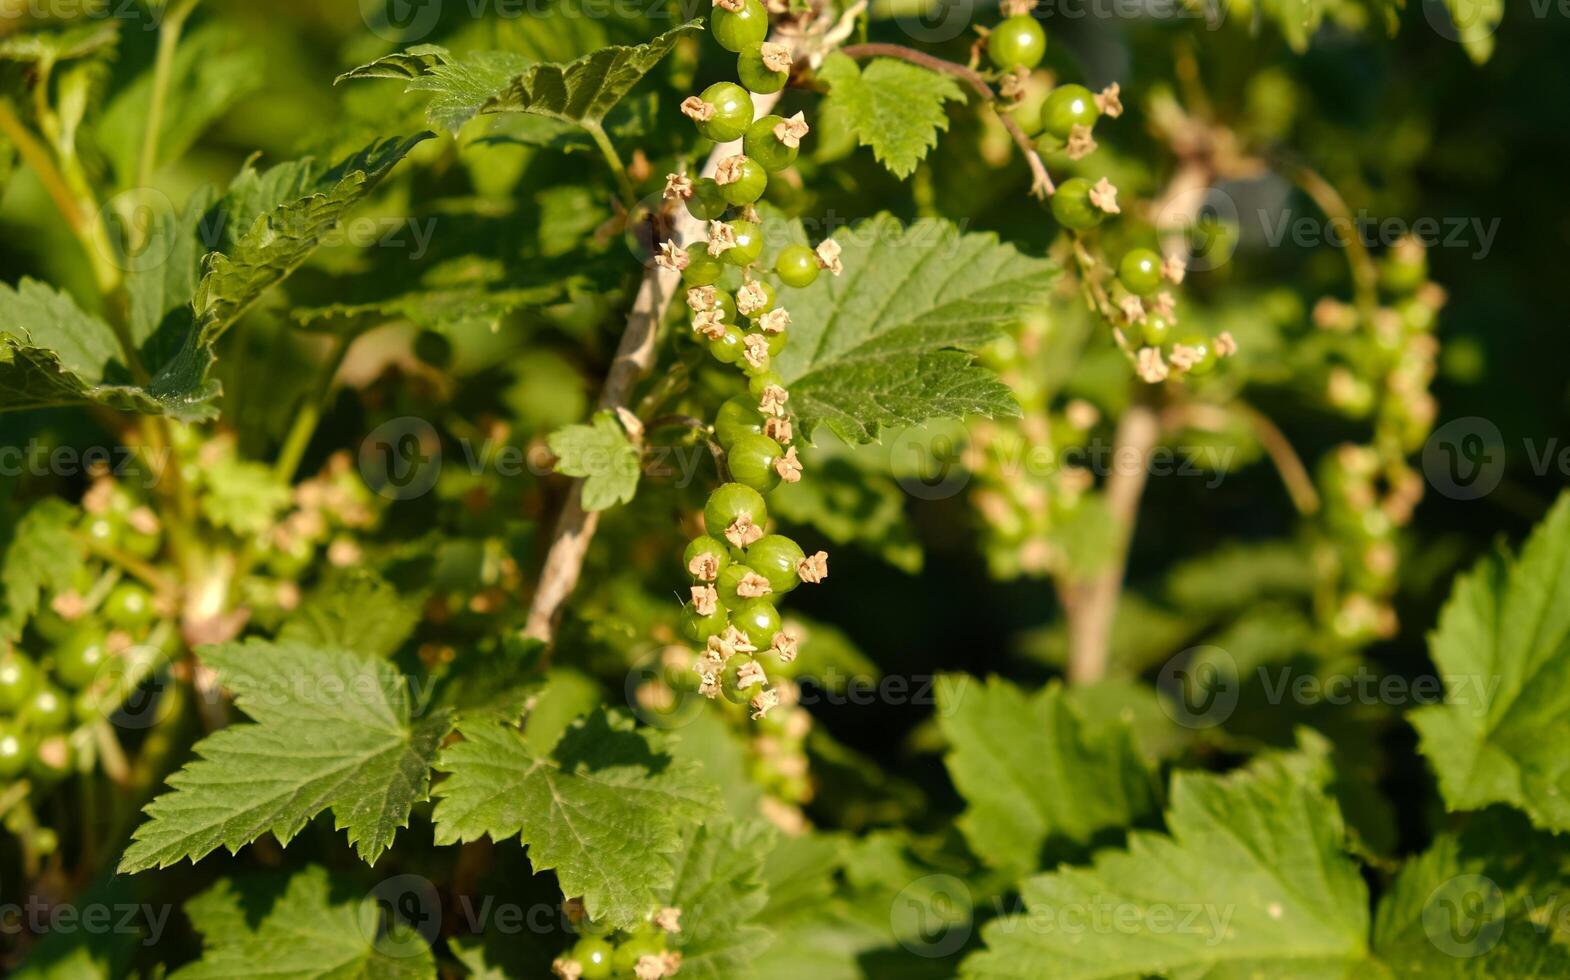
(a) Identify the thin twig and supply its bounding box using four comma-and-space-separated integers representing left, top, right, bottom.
840, 42, 1053, 197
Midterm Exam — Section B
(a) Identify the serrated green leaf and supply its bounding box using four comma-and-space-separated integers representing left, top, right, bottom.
173, 865, 435, 979
119, 640, 452, 872
339, 22, 700, 134
772, 215, 1049, 444
1, 499, 84, 641
962, 735, 1373, 979
664, 819, 776, 979
431, 708, 723, 928
547, 410, 640, 512
196, 454, 291, 536
818, 53, 965, 179
279, 571, 423, 659
938, 676, 1160, 881
1411, 492, 1570, 832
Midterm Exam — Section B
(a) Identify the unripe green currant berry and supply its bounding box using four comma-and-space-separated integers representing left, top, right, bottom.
683, 244, 725, 285
1040, 84, 1100, 140
717, 563, 767, 608
775, 244, 819, 288
1178, 334, 1217, 375
711, 0, 768, 53
1050, 177, 1106, 230
24, 685, 67, 730
732, 599, 782, 649
748, 370, 786, 398
104, 582, 155, 629
698, 82, 755, 142
706, 483, 768, 538
746, 534, 805, 593
121, 524, 161, 560
1141, 312, 1173, 346
0, 652, 39, 712
53, 628, 108, 689
709, 325, 747, 364
681, 603, 729, 643
728, 433, 784, 493
684, 535, 732, 578
571, 937, 616, 980
82, 513, 121, 549
988, 15, 1046, 70
719, 156, 768, 206
744, 116, 799, 172
0, 722, 31, 779
686, 177, 729, 221
738, 42, 787, 94
1381, 248, 1427, 294
724, 220, 765, 266
1118, 248, 1162, 296
715, 395, 766, 448
762, 329, 787, 357
714, 289, 739, 323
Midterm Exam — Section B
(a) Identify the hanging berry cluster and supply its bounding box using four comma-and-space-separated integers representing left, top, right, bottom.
653, 0, 836, 724
553, 904, 684, 980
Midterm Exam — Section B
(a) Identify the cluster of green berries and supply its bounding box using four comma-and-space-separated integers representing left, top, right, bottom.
657, 0, 838, 721
1314, 237, 1443, 644
553, 905, 684, 980
1108, 246, 1238, 383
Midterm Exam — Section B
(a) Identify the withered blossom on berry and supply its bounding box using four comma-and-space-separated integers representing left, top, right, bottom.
760, 41, 792, 72
1066, 124, 1097, 160
715, 154, 748, 186
764, 416, 792, 443
663, 172, 693, 200
688, 552, 721, 581
692, 310, 728, 340
1000, 0, 1037, 14
1151, 291, 1178, 318
130, 506, 163, 535
720, 624, 757, 653
713, 0, 746, 11
774, 445, 803, 483
736, 659, 767, 692
552, 958, 583, 980
691, 584, 719, 616
758, 383, 789, 416
680, 96, 714, 123
736, 280, 770, 314
698, 667, 721, 700
797, 550, 828, 583
771, 630, 799, 663
773, 111, 810, 149
1169, 342, 1205, 372
660, 951, 683, 975
1095, 82, 1123, 118
815, 238, 843, 275
654, 907, 682, 933
1136, 346, 1170, 383
1065, 398, 1100, 430
1162, 254, 1187, 284
707, 221, 737, 256
633, 955, 666, 980
1214, 331, 1239, 357
998, 66, 1030, 101
1089, 177, 1121, 214
758, 307, 791, 334
750, 688, 780, 720
726, 514, 764, 549
742, 333, 770, 371
687, 285, 718, 312
1119, 295, 1147, 323
736, 571, 772, 598
656, 241, 688, 272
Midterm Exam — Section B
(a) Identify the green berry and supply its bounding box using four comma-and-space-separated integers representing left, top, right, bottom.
715, 395, 766, 448
762, 329, 787, 357
744, 116, 798, 172
0, 653, 39, 712
104, 582, 155, 629
728, 434, 784, 494
1141, 312, 1173, 346
121, 525, 161, 560
680, 604, 729, 644
720, 156, 768, 206
709, 325, 746, 364
22, 683, 70, 732
686, 177, 729, 221
82, 513, 121, 549
775, 244, 819, 288
0, 722, 31, 779
746, 534, 805, 593
1381, 246, 1427, 294
684, 535, 733, 578
711, 0, 768, 53
683, 243, 725, 286
748, 370, 786, 398
1040, 84, 1100, 140
724, 220, 765, 267
732, 599, 782, 649
1118, 248, 1162, 296
53, 629, 109, 689
988, 15, 1046, 70
697, 82, 755, 142
717, 563, 767, 608
1050, 177, 1106, 231
612, 933, 667, 975
740, 340, 772, 376
571, 937, 615, 980
715, 289, 739, 323
706, 483, 768, 538
1178, 334, 1217, 375
738, 42, 788, 93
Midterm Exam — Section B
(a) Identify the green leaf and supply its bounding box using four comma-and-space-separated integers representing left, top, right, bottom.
1411, 492, 1570, 832
547, 410, 641, 512
173, 865, 436, 979
431, 708, 723, 927
664, 819, 777, 979
1444, 0, 1502, 63
194, 134, 432, 344
962, 735, 1373, 979
119, 639, 452, 872
937, 676, 1160, 881
818, 54, 966, 179
1, 499, 84, 641
279, 570, 423, 659
196, 455, 291, 536
339, 22, 701, 134
773, 214, 1048, 444
0, 22, 119, 65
